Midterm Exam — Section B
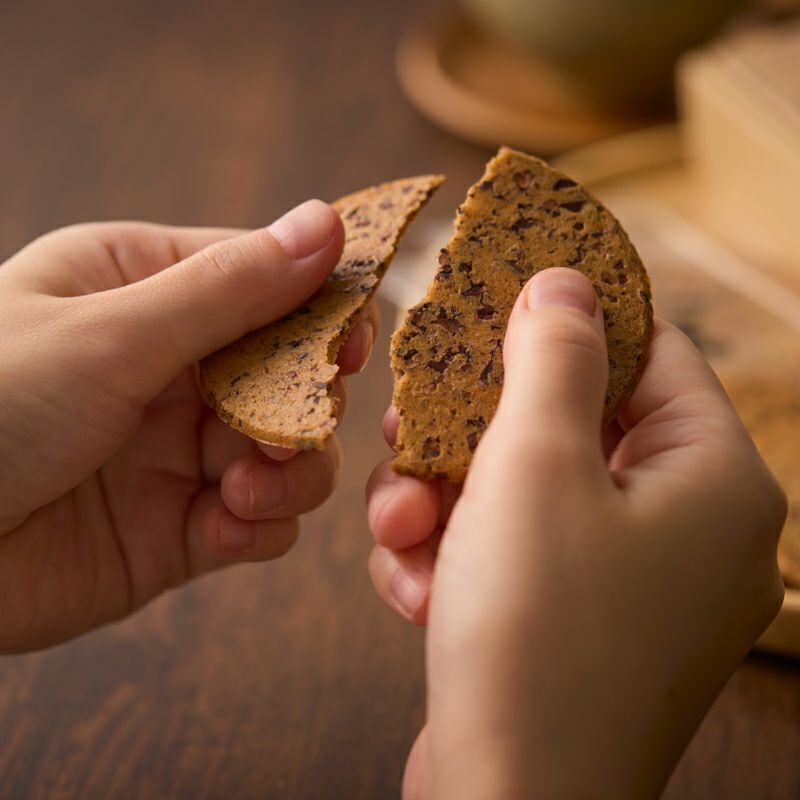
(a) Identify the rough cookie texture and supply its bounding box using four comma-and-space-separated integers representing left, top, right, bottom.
391, 147, 653, 482
200, 175, 443, 448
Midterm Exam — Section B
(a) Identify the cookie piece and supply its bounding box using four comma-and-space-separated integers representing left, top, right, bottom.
200, 174, 443, 448
391, 147, 653, 482
726, 379, 800, 587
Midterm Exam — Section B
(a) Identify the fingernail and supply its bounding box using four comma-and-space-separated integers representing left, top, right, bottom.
390, 567, 428, 619
249, 462, 290, 514
218, 517, 256, 550
355, 318, 376, 373
257, 441, 299, 462
526, 268, 597, 316
268, 199, 337, 260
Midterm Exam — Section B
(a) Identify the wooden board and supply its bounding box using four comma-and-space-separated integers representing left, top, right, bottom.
381, 127, 800, 657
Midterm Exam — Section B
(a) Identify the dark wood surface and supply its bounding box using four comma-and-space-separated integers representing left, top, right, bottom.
0, 2, 798, 798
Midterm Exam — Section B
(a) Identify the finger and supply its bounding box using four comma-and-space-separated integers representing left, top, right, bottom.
367, 541, 436, 625
383, 405, 400, 448
184, 487, 300, 576
221, 437, 342, 520
611, 321, 786, 541
611, 320, 744, 476
79, 200, 345, 401
498, 267, 608, 443
617, 319, 733, 435
201, 506, 300, 562
366, 459, 440, 549
257, 443, 300, 462
4, 221, 248, 294
473, 268, 609, 489
402, 726, 430, 800
336, 301, 380, 376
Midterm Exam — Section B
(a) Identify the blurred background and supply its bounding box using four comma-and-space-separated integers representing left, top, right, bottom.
1, 0, 799, 797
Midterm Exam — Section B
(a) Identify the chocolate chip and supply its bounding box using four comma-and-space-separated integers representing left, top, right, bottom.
426, 358, 448, 373
560, 200, 585, 212
479, 179, 494, 191
458, 261, 473, 275
477, 305, 496, 320
601, 271, 614, 284
466, 431, 479, 451
401, 348, 418, 361
479, 360, 493, 384
553, 178, 577, 190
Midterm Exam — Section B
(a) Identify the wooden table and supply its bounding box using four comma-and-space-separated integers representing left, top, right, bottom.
0, 2, 798, 797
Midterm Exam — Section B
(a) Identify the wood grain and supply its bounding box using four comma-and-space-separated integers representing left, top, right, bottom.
0, 1, 798, 798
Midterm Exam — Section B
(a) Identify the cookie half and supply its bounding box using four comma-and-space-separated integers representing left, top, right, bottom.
391, 147, 653, 482
201, 174, 443, 448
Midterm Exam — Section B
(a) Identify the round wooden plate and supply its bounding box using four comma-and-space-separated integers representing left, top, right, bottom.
395, 11, 664, 154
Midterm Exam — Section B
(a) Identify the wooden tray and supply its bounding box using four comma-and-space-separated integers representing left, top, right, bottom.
381, 126, 800, 658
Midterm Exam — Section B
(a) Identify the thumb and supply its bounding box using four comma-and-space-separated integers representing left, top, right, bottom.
89, 199, 343, 395
477, 268, 608, 469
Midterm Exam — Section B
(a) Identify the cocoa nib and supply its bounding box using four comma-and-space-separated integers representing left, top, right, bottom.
230, 372, 250, 386
553, 178, 577, 190
461, 281, 484, 298
510, 216, 535, 234
422, 436, 441, 460
432, 313, 463, 334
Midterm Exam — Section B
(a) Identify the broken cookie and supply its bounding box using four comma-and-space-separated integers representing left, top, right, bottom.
391, 147, 653, 482
201, 174, 443, 448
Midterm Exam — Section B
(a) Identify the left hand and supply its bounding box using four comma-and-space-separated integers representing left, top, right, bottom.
0, 201, 376, 652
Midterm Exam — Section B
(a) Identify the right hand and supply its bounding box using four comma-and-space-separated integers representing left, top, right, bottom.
367, 268, 786, 799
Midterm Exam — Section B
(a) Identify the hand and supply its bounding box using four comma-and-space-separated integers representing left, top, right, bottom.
0, 200, 378, 652
366, 268, 785, 799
